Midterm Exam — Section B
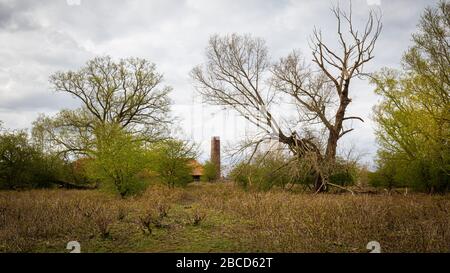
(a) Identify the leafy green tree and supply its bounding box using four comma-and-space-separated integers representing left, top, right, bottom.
30, 56, 174, 194
0, 129, 62, 189
147, 139, 197, 188
201, 161, 217, 182
0, 130, 35, 189
33, 56, 172, 158
85, 123, 149, 197
371, 1, 450, 193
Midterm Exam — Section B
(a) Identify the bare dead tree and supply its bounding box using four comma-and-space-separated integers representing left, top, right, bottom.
191, 5, 381, 192
311, 3, 382, 162
191, 34, 320, 156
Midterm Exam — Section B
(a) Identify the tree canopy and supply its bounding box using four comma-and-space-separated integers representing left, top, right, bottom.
34, 56, 172, 158
371, 1, 449, 193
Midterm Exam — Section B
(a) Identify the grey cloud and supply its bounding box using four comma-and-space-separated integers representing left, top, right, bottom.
0, 0, 48, 31
0, 91, 76, 111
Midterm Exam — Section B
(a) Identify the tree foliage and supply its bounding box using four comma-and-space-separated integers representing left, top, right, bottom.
371, 1, 450, 193
201, 160, 218, 182
35, 56, 172, 158
84, 123, 150, 197
25, 56, 175, 194
147, 139, 197, 188
0, 129, 63, 189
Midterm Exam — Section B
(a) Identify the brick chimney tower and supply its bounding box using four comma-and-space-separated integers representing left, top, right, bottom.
210, 136, 220, 179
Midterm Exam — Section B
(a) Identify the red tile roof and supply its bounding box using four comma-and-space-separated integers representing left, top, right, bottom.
187, 159, 204, 176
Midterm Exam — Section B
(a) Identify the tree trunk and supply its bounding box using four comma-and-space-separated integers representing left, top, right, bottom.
321, 86, 351, 192
325, 130, 339, 161
314, 173, 325, 193
325, 85, 351, 161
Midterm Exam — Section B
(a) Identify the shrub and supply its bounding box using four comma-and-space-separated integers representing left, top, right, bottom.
138, 202, 170, 235
85, 124, 150, 198
66, 158, 94, 186
230, 152, 359, 191
369, 152, 449, 193
116, 204, 129, 221
92, 208, 114, 239
146, 139, 197, 188
368, 159, 398, 189
156, 201, 170, 219
190, 208, 207, 226
229, 153, 298, 191
75, 198, 116, 239
0, 130, 65, 189
229, 162, 252, 190
138, 212, 155, 235
201, 161, 217, 182
328, 159, 357, 187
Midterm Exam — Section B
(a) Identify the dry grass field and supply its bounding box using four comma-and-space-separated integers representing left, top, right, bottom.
0, 182, 449, 253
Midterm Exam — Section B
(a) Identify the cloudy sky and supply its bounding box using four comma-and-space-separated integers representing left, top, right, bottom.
0, 0, 439, 166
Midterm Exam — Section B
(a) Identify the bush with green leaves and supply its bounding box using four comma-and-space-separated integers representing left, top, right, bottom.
369, 151, 449, 192
328, 159, 357, 187
229, 162, 255, 190
229, 152, 309, 191
229, 152, 358, 191
201, 160, 217, 182
85, 124, 150, 197
147, 139, 197, 188
0, 129, 64, 189
371, 1, 449, 193
368, 152, 402, 190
